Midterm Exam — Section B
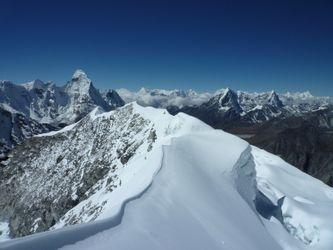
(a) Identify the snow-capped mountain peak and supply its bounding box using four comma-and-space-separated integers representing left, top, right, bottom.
67, 69, 93, 94
21, 79, 46, 91
0, 71, 125, 155
59, 70, 113, 123
216, 87, 242, 112
267, 90, 283, 107
72, 69, 89, 81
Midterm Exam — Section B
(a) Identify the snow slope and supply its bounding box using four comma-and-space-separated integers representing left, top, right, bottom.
58, 135, 280, 250
1, 103, 333, 250
253, 147, 333, 250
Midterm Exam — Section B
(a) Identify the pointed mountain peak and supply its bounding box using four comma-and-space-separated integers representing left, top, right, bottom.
269, 90, 278, 97
103, 89, 125, 108
224, 87, 231, 92
72, 69, 87, 78
214, 87, 235, 96
33, 79, 46, 88
220, 87, 237, 99
212, 87, 242, 112
69, 69, 93, 89
267, 90, 283, 107
22, 79, 46, 90
65, 69, 96, 98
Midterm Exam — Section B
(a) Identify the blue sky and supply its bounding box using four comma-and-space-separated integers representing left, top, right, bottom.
0, 0, 332, 95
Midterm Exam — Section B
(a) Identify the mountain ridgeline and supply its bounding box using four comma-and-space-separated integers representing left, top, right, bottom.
0, 70, 124, 157
1, 73, 333, 249
0, 71, 332, 186
117, 87, 333, 186
1, 103, 333, 250
166, 88, 333, 185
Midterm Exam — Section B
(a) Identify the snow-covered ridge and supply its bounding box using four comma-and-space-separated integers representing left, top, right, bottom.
0, 103, 211, 237
253, 147, 333, 249
0, 103, 269, 249
1, 103, 333, 250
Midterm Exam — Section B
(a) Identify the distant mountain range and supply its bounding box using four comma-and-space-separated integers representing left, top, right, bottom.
118, 87, 333, 186
0, 70, 124, 157
1, 72, 332, 185
1, 72, 333, 249
118, 87, 332, 124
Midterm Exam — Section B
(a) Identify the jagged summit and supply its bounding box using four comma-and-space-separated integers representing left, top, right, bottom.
68, 69, 93, 94
102, 89, 125, 108
218, 88, 239, 107
205, 87, 242, 113
0, 71, 125, 155
267, 90, 283, 107
21, 79, 46, 90
72, 69, 89, 80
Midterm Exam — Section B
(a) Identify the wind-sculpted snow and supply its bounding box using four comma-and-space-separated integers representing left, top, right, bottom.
0, 103, 211, 238
0, 113, 283, 250
55, 134, 281, 250
253, 147, 333, 250
1, 103, 333, 250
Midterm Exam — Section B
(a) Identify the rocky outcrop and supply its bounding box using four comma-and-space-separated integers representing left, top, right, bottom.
101, 89, 125, 108
0, 104, 153, 237
0, 105, 51, 159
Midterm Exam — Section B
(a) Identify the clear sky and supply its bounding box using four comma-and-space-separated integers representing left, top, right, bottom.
1, 0, 332, 95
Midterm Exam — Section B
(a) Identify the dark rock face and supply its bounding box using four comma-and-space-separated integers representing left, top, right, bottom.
167, 89, 287, 130
167, 92, 243, 131
102, 89, 125, 108
0, 106, 51, 158
0, 104, 154, 238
